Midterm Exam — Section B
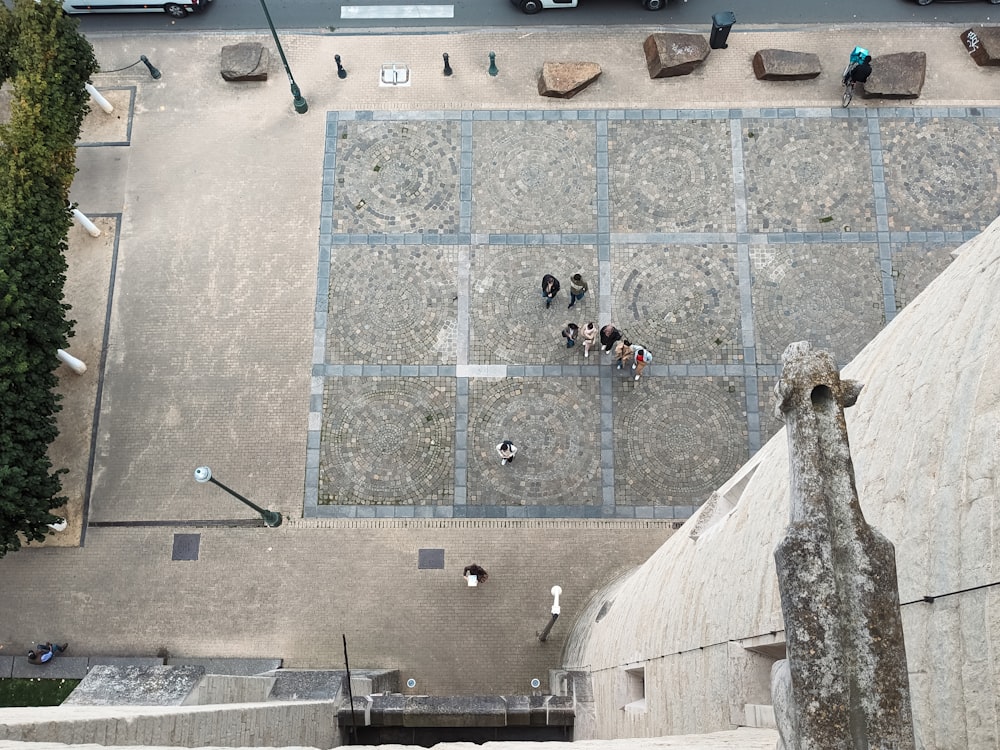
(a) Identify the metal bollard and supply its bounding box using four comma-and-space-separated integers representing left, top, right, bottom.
335, 54, 347, 79
140, 55, 162, 80
488, 51, 499, 77
443, 53, 453, 77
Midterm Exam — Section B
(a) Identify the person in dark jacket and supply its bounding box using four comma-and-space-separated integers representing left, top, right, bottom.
600, 324, 622, 354
541, 274, 560, 308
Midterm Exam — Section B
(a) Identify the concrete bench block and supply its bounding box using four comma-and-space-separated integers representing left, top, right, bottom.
643, 32, 710, 78
537, 62, 602, 98
165, 657, 282, 676
962, 27, 1000, 66
861, 52, 926, 100
221, 42, 269, 82
403, 695, 507, 727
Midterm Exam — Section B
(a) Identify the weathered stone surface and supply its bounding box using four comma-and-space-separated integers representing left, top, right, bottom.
221, 42, 269, 82
11, 656, 88, 679
771, 341, 914, 750
643, 33, 710, 79
752, 49, 821, 80
403, 695, 508, 727
165, 656, 281, 675
961, 27, 1000, 66
860, 52, 926, 99
537, 61, 602, 99
64, 665, 206, 705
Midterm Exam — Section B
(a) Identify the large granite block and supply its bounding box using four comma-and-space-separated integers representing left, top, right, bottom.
962, 27, 1000, 66
752, 49, 821, 80
12, 656, 88, 679
64, 665, 205, 705
537, 62, 602, 98
221, 42, 268, 82
269, 669, 345, 701
165, 657, 281, 676
861, 52, 926, 99
643, 33, 710, 78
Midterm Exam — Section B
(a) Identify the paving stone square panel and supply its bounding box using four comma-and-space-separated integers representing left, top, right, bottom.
613, 377, 748, 507
467, 378, 601, 506
610, 243, 742, 364
608, 119, 736, 232
751, 243, 884, 366
742, 118, 875, 233
319, 378, 455, 505
327, 244, 458, 364
472, 120, 597, 233
881, 118, 1000, 232
890, 242, 956, 312
469, 245, 600, 365
333, 121, 460, 234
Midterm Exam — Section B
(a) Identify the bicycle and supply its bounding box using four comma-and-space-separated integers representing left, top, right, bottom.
841, 64, 857, 108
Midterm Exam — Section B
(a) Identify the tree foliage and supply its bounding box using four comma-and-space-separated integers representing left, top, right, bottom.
0, 0, 97, 556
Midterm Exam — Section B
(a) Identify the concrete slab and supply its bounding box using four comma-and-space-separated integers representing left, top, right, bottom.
64, 665, 205, 706
11, 657, 88, 680
165, 658, 282, 676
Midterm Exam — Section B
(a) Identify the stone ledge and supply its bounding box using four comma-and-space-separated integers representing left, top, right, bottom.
752, 49, 821, 81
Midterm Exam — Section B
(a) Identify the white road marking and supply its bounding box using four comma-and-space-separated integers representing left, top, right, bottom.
341, 5, 455, 19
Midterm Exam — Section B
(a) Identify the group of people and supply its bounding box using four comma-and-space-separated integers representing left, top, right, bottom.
27, 642, 68, 665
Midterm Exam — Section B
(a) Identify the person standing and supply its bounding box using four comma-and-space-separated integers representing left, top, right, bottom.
631, 344, 652, 381
496, 440, 517, 465
615, 338, 634, 370
568, 273, 588, 309
541, 274, 560, 308
581, 322, 598, 357
561, 322, 579, 348
600, 324, 622, 354
463, 563, 489, 584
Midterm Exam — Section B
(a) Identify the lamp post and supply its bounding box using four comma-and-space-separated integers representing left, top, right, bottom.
194, 466, 283, 527
257, 0, 308, 114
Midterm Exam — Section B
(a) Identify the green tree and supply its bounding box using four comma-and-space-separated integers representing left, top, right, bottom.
0, 0, 97, 556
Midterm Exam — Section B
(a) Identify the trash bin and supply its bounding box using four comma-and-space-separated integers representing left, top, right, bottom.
710, 11, 736, 49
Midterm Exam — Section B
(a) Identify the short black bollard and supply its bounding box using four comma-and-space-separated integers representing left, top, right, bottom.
443, 52, 453, 77
140, 55, 162, 80
488, 51, 498, 77
335, 54, 347, 79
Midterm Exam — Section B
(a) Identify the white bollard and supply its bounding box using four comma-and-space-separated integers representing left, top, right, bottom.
56, 349, 87, 375
71, 208, 101, 237
551, 584, 562, 615
47, 519, 68, 532
85, 83, 114, 114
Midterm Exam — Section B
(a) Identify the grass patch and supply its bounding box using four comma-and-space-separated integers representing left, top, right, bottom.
0, 678, 80, 707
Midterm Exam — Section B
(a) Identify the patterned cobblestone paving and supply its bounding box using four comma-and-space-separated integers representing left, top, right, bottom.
307, 108, 989, 519
608, 119, 736, 233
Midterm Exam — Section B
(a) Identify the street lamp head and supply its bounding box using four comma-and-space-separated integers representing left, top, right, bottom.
194, 466, 213, 483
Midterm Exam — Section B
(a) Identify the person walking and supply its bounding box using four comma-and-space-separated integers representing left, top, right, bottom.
496, 440, 517, 465
581, 322, 598, 357
600, 324, 622, 355
631, 344, 652, 381
615, 338, 634, 370
561, 322, 579, 348
463, 563, 489, 586
568, 273, 588, 309
541, 274, 560, 308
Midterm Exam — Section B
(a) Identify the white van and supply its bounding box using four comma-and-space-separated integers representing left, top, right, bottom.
61, 0, 213, 18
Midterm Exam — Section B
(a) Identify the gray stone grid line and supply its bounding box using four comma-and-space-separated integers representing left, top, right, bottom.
304, 106, 999, 520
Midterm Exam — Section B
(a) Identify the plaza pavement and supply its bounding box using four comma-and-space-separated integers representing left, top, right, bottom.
0, 22, 999, 697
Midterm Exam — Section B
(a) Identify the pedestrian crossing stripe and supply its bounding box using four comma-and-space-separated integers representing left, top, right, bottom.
341, 4, 455, 18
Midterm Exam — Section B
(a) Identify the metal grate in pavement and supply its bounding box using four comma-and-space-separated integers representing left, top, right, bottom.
418, 548, 446, 569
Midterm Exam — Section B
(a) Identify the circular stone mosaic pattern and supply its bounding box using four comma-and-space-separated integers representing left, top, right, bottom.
326, 245, 457, 364
742, 119, 874, 232
751, 245, 883, 366
472, 121, 597, 233
615, 379, 746, 505
613, 244, 741, 364
319, 378, 454, 505
608, 120, 735, 232
882, 119, 1000, 231
469, 245, 599, 365
335, 122, 460, 233
469, 378, 601, 506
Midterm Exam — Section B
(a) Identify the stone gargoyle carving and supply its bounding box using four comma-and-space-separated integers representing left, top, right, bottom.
771, 341, 914, 750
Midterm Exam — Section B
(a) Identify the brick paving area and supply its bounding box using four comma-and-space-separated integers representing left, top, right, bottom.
308, 107, 997, 521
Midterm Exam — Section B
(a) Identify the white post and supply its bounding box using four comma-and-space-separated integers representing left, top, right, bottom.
56, 349, 87, 375
550, 585, 562, 615
47, 519, 68, 532
71, 208, 101, 237
85, 83, 114, 114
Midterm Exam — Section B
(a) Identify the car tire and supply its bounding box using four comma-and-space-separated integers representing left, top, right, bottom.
990, 0, 1000, 5
644, 0, 664, 9
915, 0, 932, 5
519, 0, 542, 13
164, 2, 186, 16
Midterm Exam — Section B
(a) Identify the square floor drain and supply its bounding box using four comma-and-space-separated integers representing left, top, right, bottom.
418, 548, 445, 569
172, 533, 200, 561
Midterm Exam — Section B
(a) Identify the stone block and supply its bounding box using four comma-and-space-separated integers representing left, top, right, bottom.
861, 52, 926, 100
529, 694, 575, 725
403, 695, 507, 727
165, 657, 282, 676
269, 669, 345, 701
12, 656, 88, 679
221, 42, 269, 82
64, 664, 205, 705
752, 49, 821, 80
643, 33, 710, 78
537, 62, 602, 99
504, 695, 531, 725
363, 693, 406, 726
961, 27, 1000, 66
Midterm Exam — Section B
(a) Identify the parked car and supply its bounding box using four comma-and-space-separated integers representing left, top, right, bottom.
61, 0, 213, 17
512, 0, 665, 13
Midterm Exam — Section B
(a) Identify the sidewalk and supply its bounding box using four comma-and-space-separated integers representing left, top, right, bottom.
0, 23, 997, 696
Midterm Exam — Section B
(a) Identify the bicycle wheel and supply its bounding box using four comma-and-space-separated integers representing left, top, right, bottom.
842, 83, 853, 108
